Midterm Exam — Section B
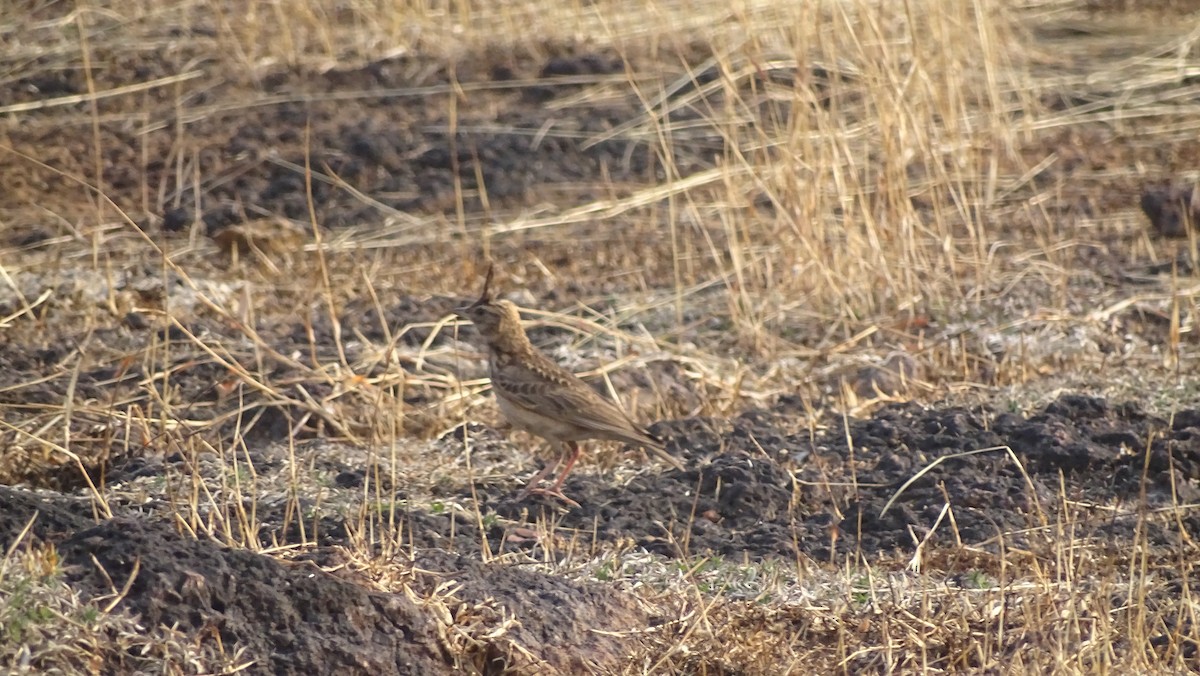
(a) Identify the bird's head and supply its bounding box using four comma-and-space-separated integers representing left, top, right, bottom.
455, 265, 530, 354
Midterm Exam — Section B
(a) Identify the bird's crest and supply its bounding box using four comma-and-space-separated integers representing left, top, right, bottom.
466, 263, 495, 309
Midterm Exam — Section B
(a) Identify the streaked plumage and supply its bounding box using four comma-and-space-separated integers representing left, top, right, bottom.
455, 266, 683, 505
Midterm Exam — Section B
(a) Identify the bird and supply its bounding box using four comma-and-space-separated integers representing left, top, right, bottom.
454, 265, 685, 506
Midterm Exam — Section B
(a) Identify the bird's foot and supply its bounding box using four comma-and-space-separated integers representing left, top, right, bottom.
520, 486, 581, 508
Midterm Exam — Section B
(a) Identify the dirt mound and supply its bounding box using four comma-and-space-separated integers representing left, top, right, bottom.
0, 487, 655, 674
411, 549, 653, 673
7, 510, 448, 675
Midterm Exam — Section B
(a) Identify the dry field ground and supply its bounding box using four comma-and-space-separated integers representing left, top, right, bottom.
3, 0, 1200, 673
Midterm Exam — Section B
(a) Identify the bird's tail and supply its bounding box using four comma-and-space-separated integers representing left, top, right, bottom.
641, 429, 685, 471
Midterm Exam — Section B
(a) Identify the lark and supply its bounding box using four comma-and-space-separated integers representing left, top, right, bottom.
455, 266, 685, 506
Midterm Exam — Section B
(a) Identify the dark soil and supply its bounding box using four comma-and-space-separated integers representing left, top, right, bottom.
3, 394, 1198, 673
60, 519, 449, 675
0, 41, 722, 234
412, 394, 1200, 562
1141, 181, 1199, 238
411, 549, 654, 674
0, 488, 654, 674
0, 494, 447, 674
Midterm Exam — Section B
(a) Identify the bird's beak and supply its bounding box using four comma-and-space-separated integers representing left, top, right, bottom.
454, 263, 494, 319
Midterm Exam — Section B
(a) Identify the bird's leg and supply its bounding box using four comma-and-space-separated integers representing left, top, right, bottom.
516, 453, 561, 501
549, 441, 583, 492
523, 441, 582, 507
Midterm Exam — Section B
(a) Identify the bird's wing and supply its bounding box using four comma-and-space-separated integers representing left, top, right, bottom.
493, 354, 659, 447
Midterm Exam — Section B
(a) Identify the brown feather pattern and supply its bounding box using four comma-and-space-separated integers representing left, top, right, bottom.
455, 280, 684, 479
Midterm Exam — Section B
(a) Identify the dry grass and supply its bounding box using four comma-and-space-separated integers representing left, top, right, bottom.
3, 0, 1200, 672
